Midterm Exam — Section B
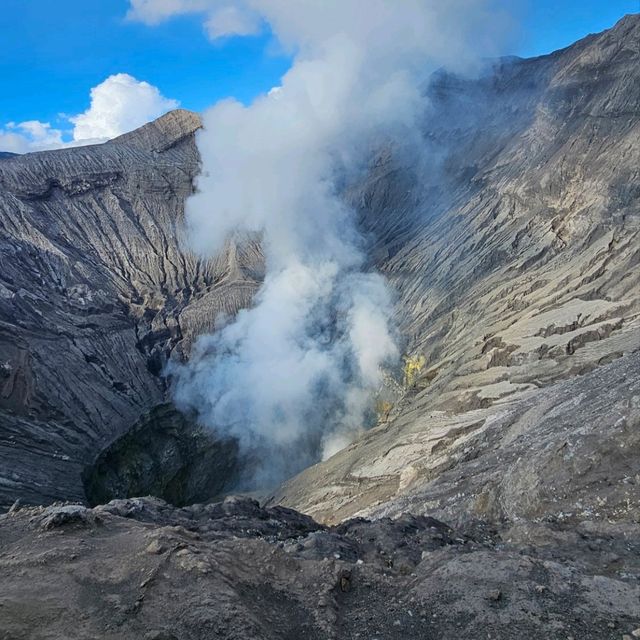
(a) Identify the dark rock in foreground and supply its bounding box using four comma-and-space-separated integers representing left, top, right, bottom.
1, 496, 639, 639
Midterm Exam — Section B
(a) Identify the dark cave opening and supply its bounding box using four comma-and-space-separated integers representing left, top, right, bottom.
82, 403, 241, 507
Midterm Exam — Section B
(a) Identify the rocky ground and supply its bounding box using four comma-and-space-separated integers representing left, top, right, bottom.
1, 496, 639, 640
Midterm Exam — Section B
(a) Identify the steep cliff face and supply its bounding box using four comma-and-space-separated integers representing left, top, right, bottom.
274, 14, 640, 524
0, 110, 261, 508
374, 13, 640, 400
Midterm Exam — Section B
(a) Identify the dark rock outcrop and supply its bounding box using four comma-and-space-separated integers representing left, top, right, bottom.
82, 404, 240, 507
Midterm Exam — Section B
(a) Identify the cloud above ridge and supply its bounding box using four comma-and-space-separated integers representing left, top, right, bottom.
0, 121, 65, 154
70, 73, 179, 141
0, 74, 178, 153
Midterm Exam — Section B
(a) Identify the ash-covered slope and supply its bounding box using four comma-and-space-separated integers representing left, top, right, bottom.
0, 110, 261, 508
274, 14, 640, 524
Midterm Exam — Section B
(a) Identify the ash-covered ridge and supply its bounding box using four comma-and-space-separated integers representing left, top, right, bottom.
275, 13, 640, 525
0, 109, 261, 508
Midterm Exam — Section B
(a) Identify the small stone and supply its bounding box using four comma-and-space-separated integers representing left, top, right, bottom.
339, 569, 351, 592
145, 540, 165, 555
535, 585, 546, 594
487, 589, 502, 602
631, 630, 640, 638
38, 504, 95, 530
8, 499, 21, 515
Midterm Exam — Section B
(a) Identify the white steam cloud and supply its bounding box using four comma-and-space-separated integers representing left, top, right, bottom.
150, 0, 514, 486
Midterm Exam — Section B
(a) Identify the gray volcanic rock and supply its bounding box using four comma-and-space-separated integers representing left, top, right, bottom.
0, 109, 261, 509
275, 14, 640, 526
370, 13, 640, 404
273, 345, 640, 526
1, 496, 639, 639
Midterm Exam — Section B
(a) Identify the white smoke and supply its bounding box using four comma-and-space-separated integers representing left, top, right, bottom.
165, 0, 514, 487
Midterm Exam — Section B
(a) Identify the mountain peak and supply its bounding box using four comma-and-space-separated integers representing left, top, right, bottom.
108, 108, 202, 153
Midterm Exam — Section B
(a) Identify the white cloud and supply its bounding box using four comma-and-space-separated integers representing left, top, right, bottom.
0, 74, 179, 154
127, 0, 211, 25
0, 121, 65, 154
127, 0, 263, 40
69, 73, 179, 141
204, 4, 261, 39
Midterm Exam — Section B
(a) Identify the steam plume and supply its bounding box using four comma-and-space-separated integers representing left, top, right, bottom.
170, 0, 513, 487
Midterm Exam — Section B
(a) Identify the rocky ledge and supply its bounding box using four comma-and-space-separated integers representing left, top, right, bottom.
1, 495, 639, 639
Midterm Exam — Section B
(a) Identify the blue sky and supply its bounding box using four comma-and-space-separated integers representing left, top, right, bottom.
0, 0, 638, 148
0, 1, 291, 127
518, 0, 639, 57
